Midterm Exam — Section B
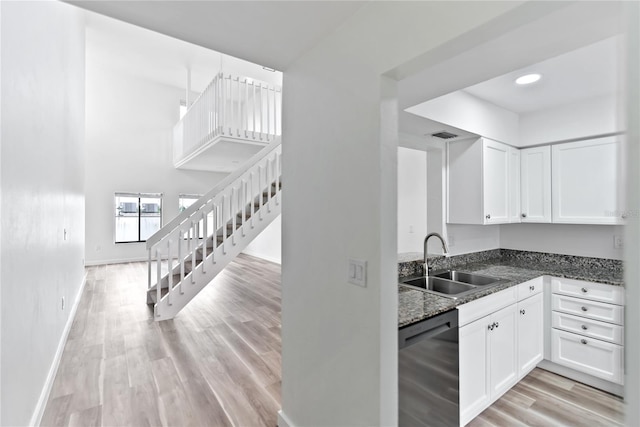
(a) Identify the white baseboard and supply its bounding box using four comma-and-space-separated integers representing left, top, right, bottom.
241, 249, 281, 265
85, 256, 149, 266
29, 273, 88, 426
277, 410, 295, 427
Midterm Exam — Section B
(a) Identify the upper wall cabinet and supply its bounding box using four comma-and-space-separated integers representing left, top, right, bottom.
520, 146, 552, 223
552, 136, 622, 224
448, 138, 519, 225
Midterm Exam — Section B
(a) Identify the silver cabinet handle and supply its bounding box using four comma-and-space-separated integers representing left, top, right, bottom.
581, 325, 588, 330
488, 324, 494, 331
581, 339, 588, 345
581, 287, 588, 293
521, 213, 527, 218
581, 306, 588, 312
529, 285, 535, 291
520, 309, 526, 315
495, 322, 499, 328
485, 214, 491, 220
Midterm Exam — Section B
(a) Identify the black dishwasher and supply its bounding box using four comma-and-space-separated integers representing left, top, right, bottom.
399, 309, 459, 426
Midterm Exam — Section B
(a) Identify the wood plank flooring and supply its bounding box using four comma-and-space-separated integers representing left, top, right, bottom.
468, 368, 625, 427
41, 254, 282, 427
41, 255, 625, 426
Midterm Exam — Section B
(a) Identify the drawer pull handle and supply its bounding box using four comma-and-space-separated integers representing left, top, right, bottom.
581, 306, 588, 312
486, 214, 491, 220
581, 287, 588, 293
495, 322, 499, 328
581, 339, 588, 345
488, 324, 494, 331
520, 309, 526, 315
529, 285, 535, 291
581, 325, 588, 330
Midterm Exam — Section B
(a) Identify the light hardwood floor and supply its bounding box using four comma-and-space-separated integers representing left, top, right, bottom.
41, 254, 282, 427
41, 255, 624, 426
468, 368, 625, 427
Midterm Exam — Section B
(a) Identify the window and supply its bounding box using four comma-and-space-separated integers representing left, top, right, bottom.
115, 193, 162, 243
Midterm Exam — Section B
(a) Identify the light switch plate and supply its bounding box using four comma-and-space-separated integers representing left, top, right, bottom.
348, 259, 367, 287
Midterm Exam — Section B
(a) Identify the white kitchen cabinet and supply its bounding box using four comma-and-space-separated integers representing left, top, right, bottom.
520, 146, 551, 223
459, 317, 490, 425
550, 276, 624, 386
517, 292, 544, 378
448, 137, 516, 225
488, 304, 518, 398
508, 146, 521, 223
459, 300, 518, 425
552, 136, 622, 224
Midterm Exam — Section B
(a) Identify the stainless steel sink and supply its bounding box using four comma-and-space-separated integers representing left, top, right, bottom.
432, 270, 500, 286
402, 277, 476, 295
400, 271, 503, 299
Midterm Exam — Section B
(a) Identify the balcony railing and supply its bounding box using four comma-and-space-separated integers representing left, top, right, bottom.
174, 73, 282, 165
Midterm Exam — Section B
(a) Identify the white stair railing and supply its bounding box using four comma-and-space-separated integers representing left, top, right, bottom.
147, 140, 282, 320
174, 73, 282, 165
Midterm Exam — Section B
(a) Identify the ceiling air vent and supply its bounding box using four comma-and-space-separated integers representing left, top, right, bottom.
431, 131, 458, 140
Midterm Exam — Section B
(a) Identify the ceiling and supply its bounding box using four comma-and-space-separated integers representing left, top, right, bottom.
69, 1, 364, 71
85, 11, 282, 94
463, 35, 622, 114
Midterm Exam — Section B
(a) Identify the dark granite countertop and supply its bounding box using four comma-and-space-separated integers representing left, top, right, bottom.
398, 250, 623, 328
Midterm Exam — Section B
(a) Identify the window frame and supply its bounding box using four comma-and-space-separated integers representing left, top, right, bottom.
114, 192, 163, 244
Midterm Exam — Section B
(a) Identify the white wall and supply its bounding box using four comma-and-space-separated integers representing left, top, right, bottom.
519, 94, 620, 145
1, 2, 85, 425
501, 223, 624, 259
406, 90, 520, 146
85, 61, 227, 265
242, 215, 282, 264
397, 147, 427, 253
280, 2, 523, 426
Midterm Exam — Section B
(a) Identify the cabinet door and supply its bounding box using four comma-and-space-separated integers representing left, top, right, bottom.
520, 146, 551, 223
459, 318, 490, 425
488, 304, 518, 400
508, 146, 521, 223
482, 139, 510, 224
552, 137, 621, 224
517, 293, 544, 378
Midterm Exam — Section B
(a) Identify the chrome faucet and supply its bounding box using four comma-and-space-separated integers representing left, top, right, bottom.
424, 232, 449, 275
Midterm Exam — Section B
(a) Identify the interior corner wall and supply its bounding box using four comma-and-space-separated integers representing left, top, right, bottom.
280, 2, 523, 425
1, 2, 86, 425
242, 215, 282, 264
84, 63, 227, 265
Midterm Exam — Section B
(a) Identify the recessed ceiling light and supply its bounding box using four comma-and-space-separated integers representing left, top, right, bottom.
515, 73, 542, 85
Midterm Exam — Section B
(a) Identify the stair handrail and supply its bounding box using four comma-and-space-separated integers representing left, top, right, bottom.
146, 137, 281, 249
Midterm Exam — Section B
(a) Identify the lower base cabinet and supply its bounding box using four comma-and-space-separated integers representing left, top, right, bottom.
459, 279, 543, 426
517, 293, 544, 378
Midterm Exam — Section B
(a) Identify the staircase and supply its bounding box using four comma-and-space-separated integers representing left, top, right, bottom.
146, 139, 281, 320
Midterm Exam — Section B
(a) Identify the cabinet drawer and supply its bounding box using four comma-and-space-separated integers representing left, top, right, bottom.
457, 286, 517, 327
551, 277, 624, 305
552, 311, 623, 345
517, 277, 543, 301
552, 294, 624, 325
551, 329, 623, 384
